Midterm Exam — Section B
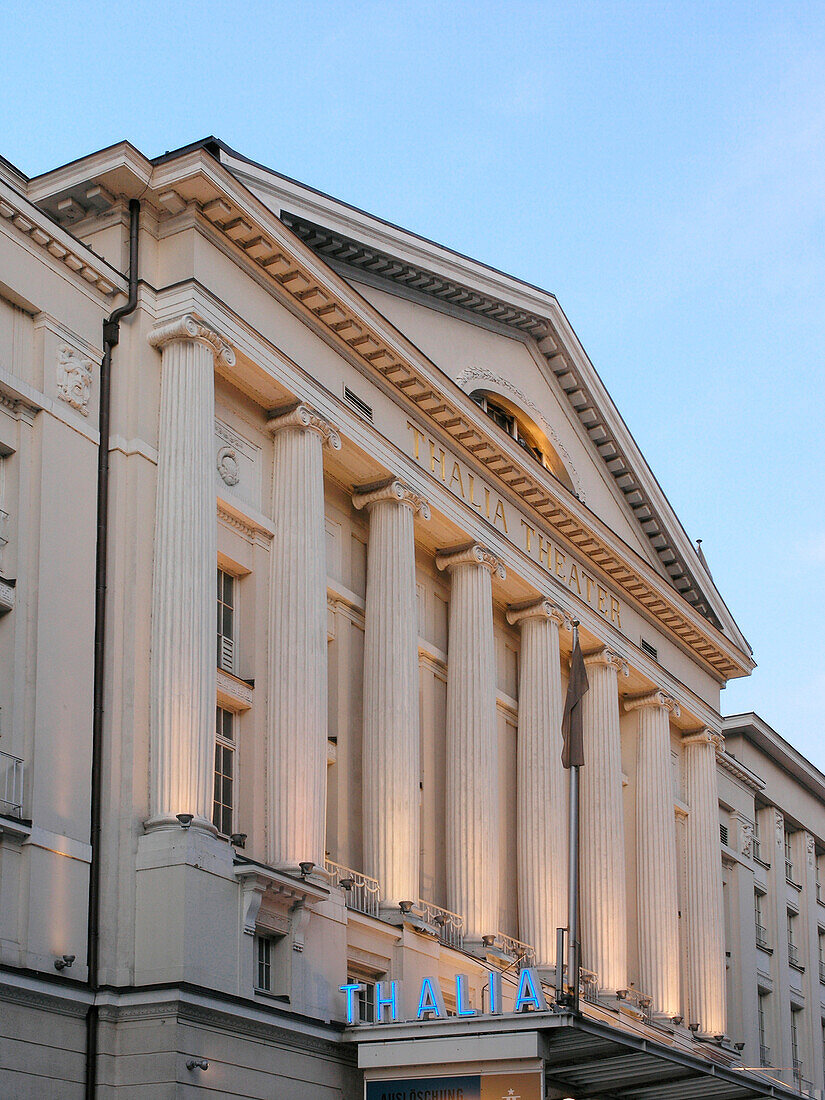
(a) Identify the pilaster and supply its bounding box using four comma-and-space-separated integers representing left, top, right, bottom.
266, 402, 341, 871
506, 598, 570, 967
580, 647, 629, 995
625, 689, 682, 1019
353, 478, 430, 910
436, 543, 505, 945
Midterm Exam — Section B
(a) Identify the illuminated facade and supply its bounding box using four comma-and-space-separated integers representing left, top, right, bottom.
0, 138, 819, 1098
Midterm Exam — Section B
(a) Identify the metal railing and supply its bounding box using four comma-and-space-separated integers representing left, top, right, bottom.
579, 967, 600, 1005
755, 923, 769, 950
417, 899, 465, 950
819, 960, 825, 984
817, 880, 823, 904
759, 1044, 771, 1067
752, 836, 762, 862
617, 987, 653, 1023
792, 1059, 804, 1089
0, 508, 8, 548
324, 860, 380, 918
788, 942, 800, 967
786, 859, 796, 883
496, 932, 536, 967
0, 751, 23, 818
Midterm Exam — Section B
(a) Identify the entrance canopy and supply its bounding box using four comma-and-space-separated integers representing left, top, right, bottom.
350, 1011, 802, 1100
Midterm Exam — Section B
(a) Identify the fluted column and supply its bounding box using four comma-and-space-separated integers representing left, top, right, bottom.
625, 689, 682, 1018
506, 599, 569, 967
683, 728, 727, 1035
354, 478, 430, 909
580, 648, 629, 993
267, 403, 341, 870
147, 315, 235, 830
436, 543, 506, 944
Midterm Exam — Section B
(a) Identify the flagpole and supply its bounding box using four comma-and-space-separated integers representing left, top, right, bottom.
567, 621, 581, 1012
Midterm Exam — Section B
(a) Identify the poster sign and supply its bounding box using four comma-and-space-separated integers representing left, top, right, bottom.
366, 1071, 542, 1100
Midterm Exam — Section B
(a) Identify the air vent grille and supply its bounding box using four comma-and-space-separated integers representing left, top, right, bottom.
641, 638, 658, 660
344, 386, 373, 421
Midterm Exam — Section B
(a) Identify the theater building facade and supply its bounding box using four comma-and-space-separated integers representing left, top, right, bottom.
0, 137, 821, 1098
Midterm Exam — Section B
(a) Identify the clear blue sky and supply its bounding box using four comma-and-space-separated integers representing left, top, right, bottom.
4, 2, 824, 761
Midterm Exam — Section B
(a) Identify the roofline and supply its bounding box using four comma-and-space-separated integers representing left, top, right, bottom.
723, 712, 825, 805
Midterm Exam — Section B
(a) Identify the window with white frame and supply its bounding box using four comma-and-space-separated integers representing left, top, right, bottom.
212, 705, 235, 836
255, 932, 287, 995
785, 830, 795, 882
256, 934, 273, 991
758, 992, 769, 1065
217, 567, 236, 673
754, 890, 768, 949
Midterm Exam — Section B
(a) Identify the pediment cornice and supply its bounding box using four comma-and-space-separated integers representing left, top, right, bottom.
30, 143, 753, 681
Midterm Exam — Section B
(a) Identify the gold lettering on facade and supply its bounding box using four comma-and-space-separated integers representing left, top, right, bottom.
406, 422, 624, 629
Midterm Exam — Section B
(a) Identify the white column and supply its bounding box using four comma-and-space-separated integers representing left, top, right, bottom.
683, 728, 727, 1036
147, 315, 234, 830
353, 478, 430, 910
625, 689, 682, 1019
506, 598, 569, 967
267, 403, 340, 871
436, 543, 506, 945
580, 648, 629, 994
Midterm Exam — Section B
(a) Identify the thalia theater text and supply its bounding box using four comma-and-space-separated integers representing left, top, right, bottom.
340, 967, 549, 1025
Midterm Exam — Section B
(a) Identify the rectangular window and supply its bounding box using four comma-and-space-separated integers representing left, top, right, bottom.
754, 891, 768, 949
758, 993, 769, 1065
791, 1008, 802, 1082
785, 831, 795, 882
788, 911, 800, 968
212, 706, 235, 836
217, 567, 235, 673
256, 935, 272, 991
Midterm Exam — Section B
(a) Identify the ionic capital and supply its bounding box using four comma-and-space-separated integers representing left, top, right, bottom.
583, 647, 629, 677
266, 402, 342, 451
352, 477, 431, 519
506, 597, 570, 630
682, 727, 723, 750
436, 542, 506, 579
624, 689, 681, 717
148, 313, 235, 368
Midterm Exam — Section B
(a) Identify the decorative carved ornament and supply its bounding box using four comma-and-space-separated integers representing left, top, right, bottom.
584, 647, 629, 677
506, 597, 571, 630
740, 820, 754, 859
352, 477, 431, 518
148, 314, 235, 368
266, 402, 341, 450
216, 445, 240, 486
682, 727, 723, 750
455, 365, 585, 501
436, 542, 506, 578
624, 689, 681, 717
56, 345, 93, 416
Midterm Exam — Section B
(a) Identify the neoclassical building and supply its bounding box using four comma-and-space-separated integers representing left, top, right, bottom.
0, 137, 820, 1099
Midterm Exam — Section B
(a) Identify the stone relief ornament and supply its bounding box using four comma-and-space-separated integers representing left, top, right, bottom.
740, 820, 754, 860
454, 365, 585, 501
56, 346, 93, 415
216, 446, 240, 486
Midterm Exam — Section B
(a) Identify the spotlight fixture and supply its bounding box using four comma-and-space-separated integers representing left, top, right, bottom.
399, 900, 414, 914
298, 861, 315, 878
229, 833, 247, 848
54, 954, 76, 971
481, 934, 496, 948
638, 996, 652, 1009
338, 877, 354, 891
185, 1059, 209, 1071
672, 1014, 684, 1025
714, 1034, 725, 1042
734, 1041, 745, 1051
616, 989, 629, 1000
688, 1022, 699, 1033
176, 813, 194, 829
432, 913, 447, 927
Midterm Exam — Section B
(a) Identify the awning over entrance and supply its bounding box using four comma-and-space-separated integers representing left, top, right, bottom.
350, 1011, 803, 1100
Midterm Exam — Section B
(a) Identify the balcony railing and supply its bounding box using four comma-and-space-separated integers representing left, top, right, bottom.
417, 899, 465, 950
579, 967, 600, 1005
0, 751, 23, 818
819, 960, 825, 984
617, 987, 653, 1023
324, 860, 380, 918
495, 932, 536, 967
786, 859, 796, 883
792, 1059, 804, 1089
788, 942, 800, 967
759, 1044, 771, 1067
755, 923, 769, 950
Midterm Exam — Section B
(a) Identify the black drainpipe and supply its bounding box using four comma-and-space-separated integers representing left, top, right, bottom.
85, 198, 140, 1099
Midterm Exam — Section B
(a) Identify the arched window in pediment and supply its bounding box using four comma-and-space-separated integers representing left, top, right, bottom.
470, 389, 576, 495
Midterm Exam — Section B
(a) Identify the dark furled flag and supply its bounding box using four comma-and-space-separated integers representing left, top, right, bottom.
562, 629, 589, 768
